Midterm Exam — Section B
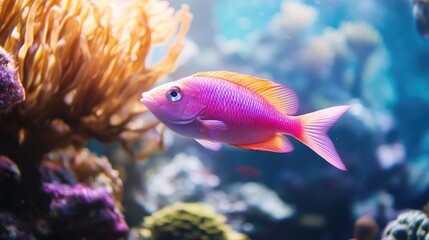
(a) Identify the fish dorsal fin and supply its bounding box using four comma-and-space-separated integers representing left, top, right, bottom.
193, 71, 299, 115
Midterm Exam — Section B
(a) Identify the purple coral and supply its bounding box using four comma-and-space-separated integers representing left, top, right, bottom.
0, 155, 20, 184
0, 155, 20, 206
43, 183, 128, 239
0, 212, 36, 240
0, 47, 24, 113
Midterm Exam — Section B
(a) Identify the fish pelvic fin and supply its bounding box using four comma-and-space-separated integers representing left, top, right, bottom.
193, 71, 299, 115
294, 105, 351, 171
232, 134, 294, 153
195, 139, 222, 151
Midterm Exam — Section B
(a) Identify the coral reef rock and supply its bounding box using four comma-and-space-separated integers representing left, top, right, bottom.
44, 182, 128, 239
0, 155, 20, 186
0, 212, 36, 240
353, 216, 379, 240
0, 155, 20, 205
41, 146, 123, 204
382, 210, 429, 240
134, 202, 247, 240
137, 153, 219, 212
0, 47, 24, 113
221, 182, 295, 221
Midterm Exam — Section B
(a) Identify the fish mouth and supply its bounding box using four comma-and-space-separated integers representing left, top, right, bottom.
167, 107, 206, 125
140, 92, 160, 108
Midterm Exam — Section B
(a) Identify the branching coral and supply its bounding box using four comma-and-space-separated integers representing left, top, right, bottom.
138, 202, 247, 240
0, 0, 191, 156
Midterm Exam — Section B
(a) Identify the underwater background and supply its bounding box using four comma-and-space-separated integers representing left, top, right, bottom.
1, 0, 429, 240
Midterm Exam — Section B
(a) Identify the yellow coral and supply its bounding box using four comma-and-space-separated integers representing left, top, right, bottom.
141, 203, 248, 240
0, 0, 191, 156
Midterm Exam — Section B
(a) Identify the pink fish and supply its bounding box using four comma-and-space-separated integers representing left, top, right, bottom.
140, 71, 351, 170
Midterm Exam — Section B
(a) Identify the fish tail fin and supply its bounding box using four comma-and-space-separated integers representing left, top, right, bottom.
294, 105, 351, 170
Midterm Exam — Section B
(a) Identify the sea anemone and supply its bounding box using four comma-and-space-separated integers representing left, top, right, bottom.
0, 0, 191, 156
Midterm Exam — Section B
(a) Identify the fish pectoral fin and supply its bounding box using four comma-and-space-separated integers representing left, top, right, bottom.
195, 139, 222, 151
198, 119, 227, 139
232, 134, 294, 153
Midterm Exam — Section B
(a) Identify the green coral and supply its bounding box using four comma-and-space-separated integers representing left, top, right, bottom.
382, 210, 429, 240
140, 202, 247, 240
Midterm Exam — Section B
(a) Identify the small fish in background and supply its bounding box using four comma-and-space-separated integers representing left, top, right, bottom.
413, 0, 429, 37
141, 71, 350, 170
236, 165, 263, 178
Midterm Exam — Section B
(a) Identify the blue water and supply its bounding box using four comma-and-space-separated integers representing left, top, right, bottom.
136, 0, 429, 239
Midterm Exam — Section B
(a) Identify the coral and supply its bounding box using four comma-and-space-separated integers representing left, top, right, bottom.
41, 146, 123, 204
0, 212, 36, 240
339, 21, 381, 60
0, 155, 20, 186
43, 182, 128, 239
298, 35, 335, 77
0, 1, 192, 238
0, 151, 127, 239
0, 47, 24, 113
204, 183, 295, 237
338, 21, 381, 98
215, 182, 295, 221
269, 1, 318, 36
382, 210, 429, 240
140, 202, 247, 240
353, 216, 379, 240
413, 0, 429, 37
423, 202, 429, 216
0, 155, 20, 205
136, 153, 219, 212
0, 0, 191, 156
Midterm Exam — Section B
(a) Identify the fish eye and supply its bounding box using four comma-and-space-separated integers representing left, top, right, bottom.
166, 87, 182, 102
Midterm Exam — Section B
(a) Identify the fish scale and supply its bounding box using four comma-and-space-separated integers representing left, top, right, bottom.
141, 71, 351, 170
195, 77, 281, 142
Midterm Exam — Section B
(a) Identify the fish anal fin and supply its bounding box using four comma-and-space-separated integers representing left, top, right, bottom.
193, 71, 299, 115
232, 134, 293, 153
195, 139, 222, 151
